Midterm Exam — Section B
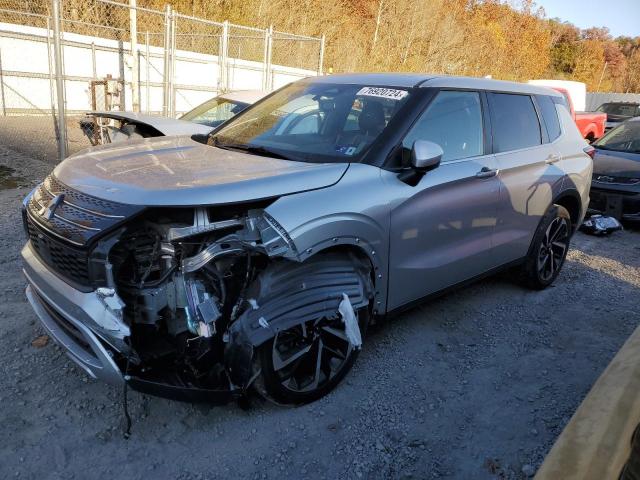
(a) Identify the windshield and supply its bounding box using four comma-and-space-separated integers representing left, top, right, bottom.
210, 82, 412, 163
181, 97, 249, 127
594, 121, 640, 153
596, 103, 640, 117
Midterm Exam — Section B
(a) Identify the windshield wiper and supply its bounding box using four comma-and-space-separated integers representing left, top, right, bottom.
213, 138, 294, 161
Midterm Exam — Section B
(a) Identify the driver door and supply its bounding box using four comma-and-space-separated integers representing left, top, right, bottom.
387, 90, 502, 310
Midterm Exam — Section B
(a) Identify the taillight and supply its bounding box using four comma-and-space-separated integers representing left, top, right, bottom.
584, 146, 596, 159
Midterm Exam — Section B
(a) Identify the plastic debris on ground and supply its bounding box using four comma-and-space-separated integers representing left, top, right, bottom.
338, 293, 362, 349
580, 214, 623, 236
31, 335, 49, 348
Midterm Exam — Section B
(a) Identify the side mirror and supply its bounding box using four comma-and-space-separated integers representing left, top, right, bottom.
411, 140, 443, 172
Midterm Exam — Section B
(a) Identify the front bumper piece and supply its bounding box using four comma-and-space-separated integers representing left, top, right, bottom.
22, 243, 238, 403
23, 243, 124, 385
589, 186, 640, 221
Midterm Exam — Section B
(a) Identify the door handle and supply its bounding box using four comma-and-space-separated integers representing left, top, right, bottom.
475, 167, 498, 178
545, 154, 561, 164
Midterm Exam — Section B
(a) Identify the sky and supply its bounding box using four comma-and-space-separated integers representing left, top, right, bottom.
533, 0, 640, 37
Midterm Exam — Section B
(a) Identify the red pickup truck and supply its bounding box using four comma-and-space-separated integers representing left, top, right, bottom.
552, 87, 607, 141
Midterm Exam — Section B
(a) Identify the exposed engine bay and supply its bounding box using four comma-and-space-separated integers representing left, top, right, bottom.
91, 204, 373, 402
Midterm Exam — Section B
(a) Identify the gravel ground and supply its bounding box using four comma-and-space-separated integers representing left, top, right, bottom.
1, 144, 639, 480
0, 116, 92, 164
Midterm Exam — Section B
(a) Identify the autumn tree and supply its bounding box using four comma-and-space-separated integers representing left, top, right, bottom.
3, 0, 640, 92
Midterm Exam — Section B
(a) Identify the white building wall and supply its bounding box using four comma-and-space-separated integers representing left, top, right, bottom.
0, 21, 316, 115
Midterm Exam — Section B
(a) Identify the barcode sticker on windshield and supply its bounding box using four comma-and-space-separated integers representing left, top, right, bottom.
357, 87, 408, 100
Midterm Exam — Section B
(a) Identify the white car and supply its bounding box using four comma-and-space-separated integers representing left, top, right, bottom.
80, 90, 269, 145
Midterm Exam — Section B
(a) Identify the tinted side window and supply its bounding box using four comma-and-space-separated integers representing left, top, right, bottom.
403, 90, 483, 162
489, 93, 541, 152
537, 95, 562, 141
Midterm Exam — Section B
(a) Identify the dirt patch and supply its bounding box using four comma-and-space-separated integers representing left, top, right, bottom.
0, 144, 638, 479
0, 165, 27, 189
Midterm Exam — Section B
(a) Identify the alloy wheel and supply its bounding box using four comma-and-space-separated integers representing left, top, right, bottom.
537, 216, 570, 282
271, 316, 355, 394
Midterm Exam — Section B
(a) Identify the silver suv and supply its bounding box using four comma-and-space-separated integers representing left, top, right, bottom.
22, 74, 593, 404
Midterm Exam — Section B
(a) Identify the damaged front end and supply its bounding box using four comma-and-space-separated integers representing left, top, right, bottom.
23, 181, 372, 403
110, 204, 301, 401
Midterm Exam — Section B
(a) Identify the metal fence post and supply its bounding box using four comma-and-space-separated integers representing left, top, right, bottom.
51, 0, 67, 161
170, 12, 176, 116
265, 25, 273, 91
318, 34, 325, 75
0, 49, 6, 116
162, 4, 171, 116
262, 27, 269, 91
219, 20, 229, 92
45, 17, 60, 147
145, 31, 150, 113
91, 42, 97, 79
129, 0, 139, 112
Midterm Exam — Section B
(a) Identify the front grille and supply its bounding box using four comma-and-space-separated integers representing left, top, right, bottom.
27, 174, 142, 246
27, 217, 91, 286
25, 174, 144, 288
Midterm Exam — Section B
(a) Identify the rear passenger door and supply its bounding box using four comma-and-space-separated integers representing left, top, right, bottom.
488, 92, 564, 264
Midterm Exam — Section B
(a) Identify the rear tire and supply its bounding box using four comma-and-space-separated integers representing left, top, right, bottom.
521, 204, 571, 290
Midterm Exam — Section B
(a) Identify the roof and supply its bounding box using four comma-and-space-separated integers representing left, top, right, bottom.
422, 76, 563, 97
306, 73, 435, 88
305, 73, 562, 96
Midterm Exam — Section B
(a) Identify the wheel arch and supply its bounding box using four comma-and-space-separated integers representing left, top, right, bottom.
225, 249, 376, 388
553, 189, 583, 232
524, 188, 582, 259
278, 212, 389, 314
304, 240, 384, 312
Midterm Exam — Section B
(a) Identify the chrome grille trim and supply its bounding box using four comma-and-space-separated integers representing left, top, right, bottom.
51, 211, 101, 232
26, 174, 143, 247
41, 182, 125, 219
28, 215, 84, 247
24, 174, 144, 286
61, 200, 125, 219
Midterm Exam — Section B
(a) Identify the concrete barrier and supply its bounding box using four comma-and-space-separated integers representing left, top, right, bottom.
536, 324, 640, 479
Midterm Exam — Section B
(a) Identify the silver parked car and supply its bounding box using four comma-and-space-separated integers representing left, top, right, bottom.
22, 74, 593, 405
81, 90, 268, 145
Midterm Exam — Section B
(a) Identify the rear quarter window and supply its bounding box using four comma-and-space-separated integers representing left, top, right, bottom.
537, 95, 562, 142
488, 93, 542, 153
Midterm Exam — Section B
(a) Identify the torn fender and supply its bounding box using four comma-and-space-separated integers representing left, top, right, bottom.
224, 252, 373, 387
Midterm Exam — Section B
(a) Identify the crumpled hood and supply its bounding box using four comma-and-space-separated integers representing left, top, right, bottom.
88, 111, 214, 136
593, 149, 640, 178
54, 136, 349, 206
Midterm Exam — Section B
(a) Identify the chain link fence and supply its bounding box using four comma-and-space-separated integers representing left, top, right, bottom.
0, 0, 324, 163
171, 14, 223, 116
